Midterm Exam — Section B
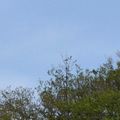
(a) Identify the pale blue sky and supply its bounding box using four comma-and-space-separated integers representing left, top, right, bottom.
0, 0, 120, 88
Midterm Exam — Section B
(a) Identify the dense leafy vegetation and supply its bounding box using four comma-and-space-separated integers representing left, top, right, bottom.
1, 56, 120, 120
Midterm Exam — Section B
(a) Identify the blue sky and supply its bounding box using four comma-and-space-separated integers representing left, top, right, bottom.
0, 0, 120, 89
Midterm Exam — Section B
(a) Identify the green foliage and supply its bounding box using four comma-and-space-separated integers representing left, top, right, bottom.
1, 56, 120, 119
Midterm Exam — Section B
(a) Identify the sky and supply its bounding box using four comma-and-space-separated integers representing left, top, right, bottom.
0, 0, 120, 89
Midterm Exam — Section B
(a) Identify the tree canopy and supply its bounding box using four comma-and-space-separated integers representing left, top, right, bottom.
1, 56, 120, 120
